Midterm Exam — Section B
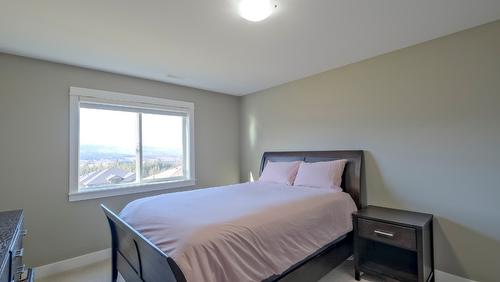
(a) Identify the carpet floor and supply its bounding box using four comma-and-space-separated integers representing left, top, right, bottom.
37, 259, 384, 282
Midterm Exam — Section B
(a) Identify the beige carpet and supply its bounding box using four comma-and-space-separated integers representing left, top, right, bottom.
37, 259, 383, 282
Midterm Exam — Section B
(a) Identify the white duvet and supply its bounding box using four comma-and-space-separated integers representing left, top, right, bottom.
120, 181, 357, 282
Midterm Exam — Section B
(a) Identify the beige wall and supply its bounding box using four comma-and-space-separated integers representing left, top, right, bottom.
0, 53, 240, 266
240, 20, 500, 281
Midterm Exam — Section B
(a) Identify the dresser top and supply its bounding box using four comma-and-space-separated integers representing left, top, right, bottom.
353, 205, 432, 228
0, 210, 23, 273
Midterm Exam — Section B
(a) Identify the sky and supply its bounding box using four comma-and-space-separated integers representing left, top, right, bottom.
79, 108, 183, 152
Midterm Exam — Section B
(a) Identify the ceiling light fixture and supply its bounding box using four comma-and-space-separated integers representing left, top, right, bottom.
239, 0, 275, 22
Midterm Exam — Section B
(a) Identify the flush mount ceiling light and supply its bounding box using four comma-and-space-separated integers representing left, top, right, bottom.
239, 0, 276, 22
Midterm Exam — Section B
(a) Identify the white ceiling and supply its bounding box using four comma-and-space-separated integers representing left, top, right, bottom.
1, 1, 500, 96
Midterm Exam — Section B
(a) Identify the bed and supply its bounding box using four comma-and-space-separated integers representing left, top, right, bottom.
102, 150, 365, 282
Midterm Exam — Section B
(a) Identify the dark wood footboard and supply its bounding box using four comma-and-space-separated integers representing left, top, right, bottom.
101, 205, 186, 282
102, 202, 353, 282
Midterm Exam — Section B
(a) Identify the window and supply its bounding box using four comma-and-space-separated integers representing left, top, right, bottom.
69, 87, 195, 201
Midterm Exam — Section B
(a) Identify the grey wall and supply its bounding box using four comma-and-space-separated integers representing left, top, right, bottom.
240, 20, 500, 281
1, 19, 499, 281
0, 53, 240, 267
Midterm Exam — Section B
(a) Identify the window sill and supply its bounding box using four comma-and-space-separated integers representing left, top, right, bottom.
68, 179, 196, 202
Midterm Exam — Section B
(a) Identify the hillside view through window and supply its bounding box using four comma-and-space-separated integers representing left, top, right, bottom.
79, 107, 185, 190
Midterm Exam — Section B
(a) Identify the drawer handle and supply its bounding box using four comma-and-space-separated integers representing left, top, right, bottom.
14, 248, 24, 258
374, 230, 395, 238
16, 264, 26, 274
15, 267, 31, 281
13, 268, 34, 282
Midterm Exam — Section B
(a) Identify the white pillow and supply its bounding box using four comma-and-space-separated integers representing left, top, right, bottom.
293, 160, 347, 190
259, 161, 301, 185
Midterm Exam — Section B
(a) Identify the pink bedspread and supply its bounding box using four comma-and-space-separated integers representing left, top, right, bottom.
120, 182, 357, 282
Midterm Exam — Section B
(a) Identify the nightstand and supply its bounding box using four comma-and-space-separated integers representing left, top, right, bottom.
353, 206, 434, 282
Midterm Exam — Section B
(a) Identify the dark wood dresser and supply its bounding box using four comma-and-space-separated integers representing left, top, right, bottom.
0, 210, 34, 282
353, 206, 434, 282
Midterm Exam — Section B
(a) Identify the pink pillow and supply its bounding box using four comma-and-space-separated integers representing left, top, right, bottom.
259, 161, 301, 185
293, 160, 347, 190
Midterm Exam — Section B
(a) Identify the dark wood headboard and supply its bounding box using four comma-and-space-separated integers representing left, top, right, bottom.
260, 150, 365, 209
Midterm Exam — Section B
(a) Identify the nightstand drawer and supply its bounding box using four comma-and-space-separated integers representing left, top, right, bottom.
358, 218, 416, 251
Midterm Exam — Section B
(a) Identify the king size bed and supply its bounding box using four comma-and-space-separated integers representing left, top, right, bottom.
102, 150, 365, 282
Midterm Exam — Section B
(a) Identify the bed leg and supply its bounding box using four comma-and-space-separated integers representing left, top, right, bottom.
112, 248, 118, 282
354, 269, 360, 281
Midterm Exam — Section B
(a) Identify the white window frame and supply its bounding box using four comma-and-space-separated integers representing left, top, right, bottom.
69, 87, 195, 202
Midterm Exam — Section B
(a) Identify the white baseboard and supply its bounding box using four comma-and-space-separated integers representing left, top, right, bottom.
35, 249, 476, 282
435, 270, 476, 282
35, 248, 111, 279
